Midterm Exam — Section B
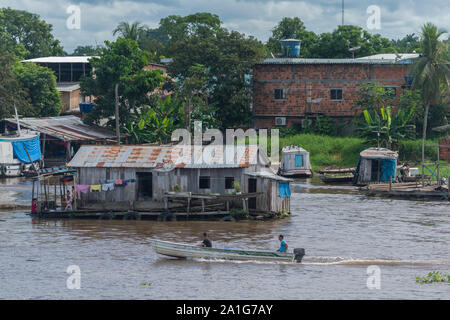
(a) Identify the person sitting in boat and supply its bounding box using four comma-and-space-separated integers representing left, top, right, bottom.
65, 190, 73, 212
197, 232, 212, 248
399, 163, 409, 182
277, 235, 288, 253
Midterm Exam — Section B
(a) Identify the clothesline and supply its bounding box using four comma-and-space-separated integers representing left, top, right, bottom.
75, 179, 136, 198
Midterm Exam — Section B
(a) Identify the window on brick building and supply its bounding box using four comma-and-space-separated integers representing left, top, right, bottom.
274, 88, 287, 100
330, 88, 343, 101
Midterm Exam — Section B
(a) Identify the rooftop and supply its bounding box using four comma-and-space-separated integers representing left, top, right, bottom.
3, 115, 116, 142
357, 53, 419, 61
258, 58, 414, 65
360, 147, 398, 159
68, 144, 268, 169
21, 56, 96, 64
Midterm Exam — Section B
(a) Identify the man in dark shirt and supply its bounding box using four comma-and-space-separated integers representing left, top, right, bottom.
197, 232, 212, 248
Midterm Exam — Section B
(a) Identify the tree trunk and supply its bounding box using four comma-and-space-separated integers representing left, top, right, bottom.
421, 102, 430, 187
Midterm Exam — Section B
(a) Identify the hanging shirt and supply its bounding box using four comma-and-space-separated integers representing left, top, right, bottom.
102, 183, 115, 191
75, 184, 90, 198
90, 184, 102, 192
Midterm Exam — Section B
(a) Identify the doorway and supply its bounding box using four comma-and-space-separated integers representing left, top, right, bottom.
137, 172, 153, 200
248, 178, 257, 210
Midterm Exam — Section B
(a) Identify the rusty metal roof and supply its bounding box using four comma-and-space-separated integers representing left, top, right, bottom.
4, 116, 117, 142
68, 144, 266, 169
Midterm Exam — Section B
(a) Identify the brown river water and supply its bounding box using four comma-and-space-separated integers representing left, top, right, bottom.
0, 177, 449, 299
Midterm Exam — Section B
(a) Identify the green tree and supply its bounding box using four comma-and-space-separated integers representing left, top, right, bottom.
80, 38, 166, 128
391, 33, 420, 53
113, 21, 148, 43
410, 23, 450, 185
0, 49, 31, 119
315, 25, 395, 58
0, 7, 64, 59
71, 45, 103, 56
164, 14, 266, 128
13, 62, 63, 116
124, 94, 184, 144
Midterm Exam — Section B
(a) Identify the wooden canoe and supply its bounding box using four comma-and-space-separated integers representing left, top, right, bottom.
150, 239, 305, 263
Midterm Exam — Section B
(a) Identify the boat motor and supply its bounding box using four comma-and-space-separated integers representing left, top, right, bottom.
294, 248, 305, 263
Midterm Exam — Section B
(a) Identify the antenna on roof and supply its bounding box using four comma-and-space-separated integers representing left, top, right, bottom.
347, 40, 361, 59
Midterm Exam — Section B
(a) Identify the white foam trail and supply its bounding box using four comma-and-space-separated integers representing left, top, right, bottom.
190, 256, 450, 266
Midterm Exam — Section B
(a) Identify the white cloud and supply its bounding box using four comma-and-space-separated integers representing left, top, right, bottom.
1, 0, 449, 53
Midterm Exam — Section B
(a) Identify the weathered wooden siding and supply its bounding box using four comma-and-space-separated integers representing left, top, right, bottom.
282, 152, 311, 170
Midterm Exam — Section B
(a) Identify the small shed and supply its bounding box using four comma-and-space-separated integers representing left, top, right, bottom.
279, 145, 312, 177
245, 171, 292, 214
354, 147, 398, 185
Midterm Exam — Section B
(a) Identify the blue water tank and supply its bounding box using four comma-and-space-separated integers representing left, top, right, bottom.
280, 39, 301, 57
79, 102, 93, 113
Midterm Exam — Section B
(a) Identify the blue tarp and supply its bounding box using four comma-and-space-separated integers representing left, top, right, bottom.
11, 135, 41, 163
278, 182, 291, 198
373, 158, 397, 182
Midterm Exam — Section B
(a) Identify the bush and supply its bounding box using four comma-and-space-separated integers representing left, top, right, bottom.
398, 139, 438, 161
230, 208, 249, 220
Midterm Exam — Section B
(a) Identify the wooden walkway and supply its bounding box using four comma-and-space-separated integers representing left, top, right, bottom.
363, 182, 449, 200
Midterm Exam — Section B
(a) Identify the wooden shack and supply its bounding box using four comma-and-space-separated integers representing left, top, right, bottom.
354, 147, 398, 185
279, 145, 312, 177
67, 144, 292, 216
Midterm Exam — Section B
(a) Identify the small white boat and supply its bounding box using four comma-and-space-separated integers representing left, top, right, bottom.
279, 145, 312, 177
150, 239, 305, 263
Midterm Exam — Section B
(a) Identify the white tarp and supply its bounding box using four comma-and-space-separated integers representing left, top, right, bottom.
0, 142, 14, 163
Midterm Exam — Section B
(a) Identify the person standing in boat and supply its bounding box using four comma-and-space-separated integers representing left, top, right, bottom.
197, 232, 212, 248
65, 190, 73, 212
277, 235, 288, 253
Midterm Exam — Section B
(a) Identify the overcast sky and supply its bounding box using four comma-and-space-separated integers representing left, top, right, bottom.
1, 0, 449, 53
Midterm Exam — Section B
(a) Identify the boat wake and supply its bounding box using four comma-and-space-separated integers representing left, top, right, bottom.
302, 256, 450, 266
189, 256, 450, 266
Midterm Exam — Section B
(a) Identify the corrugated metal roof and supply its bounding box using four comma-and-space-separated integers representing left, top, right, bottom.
21, 56, 95, 64
258, 58, 408, 65
282, 145, 309, 154
360, 147, 398, 159
68, 144, 265, 169
4, 116, 116, 142
245, 170, 293, 181
357, 53, 419, 60
56, 82, 80, 92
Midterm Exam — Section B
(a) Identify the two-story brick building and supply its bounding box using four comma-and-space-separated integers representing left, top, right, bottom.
252, 54, 417, 129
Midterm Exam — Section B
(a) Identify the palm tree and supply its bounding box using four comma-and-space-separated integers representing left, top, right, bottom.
113, 21, 148, 43
411, 23, 450, 186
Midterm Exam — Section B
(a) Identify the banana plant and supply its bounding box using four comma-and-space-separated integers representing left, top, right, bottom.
358, 105, 416, 149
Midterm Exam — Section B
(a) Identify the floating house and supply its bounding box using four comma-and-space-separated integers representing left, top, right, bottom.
353, 147, 398, 185
278, 145, 312, 177
1, 116, 117, 167
66, 144, 292, 217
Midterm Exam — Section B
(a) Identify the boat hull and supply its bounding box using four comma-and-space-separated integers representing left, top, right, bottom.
151, 240, 303, 263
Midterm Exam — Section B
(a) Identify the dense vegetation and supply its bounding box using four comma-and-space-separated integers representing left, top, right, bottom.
0, 7, 448, 166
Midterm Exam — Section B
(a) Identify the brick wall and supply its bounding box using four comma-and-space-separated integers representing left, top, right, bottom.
439, 138, 450, 161
253, 62, 409, 129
